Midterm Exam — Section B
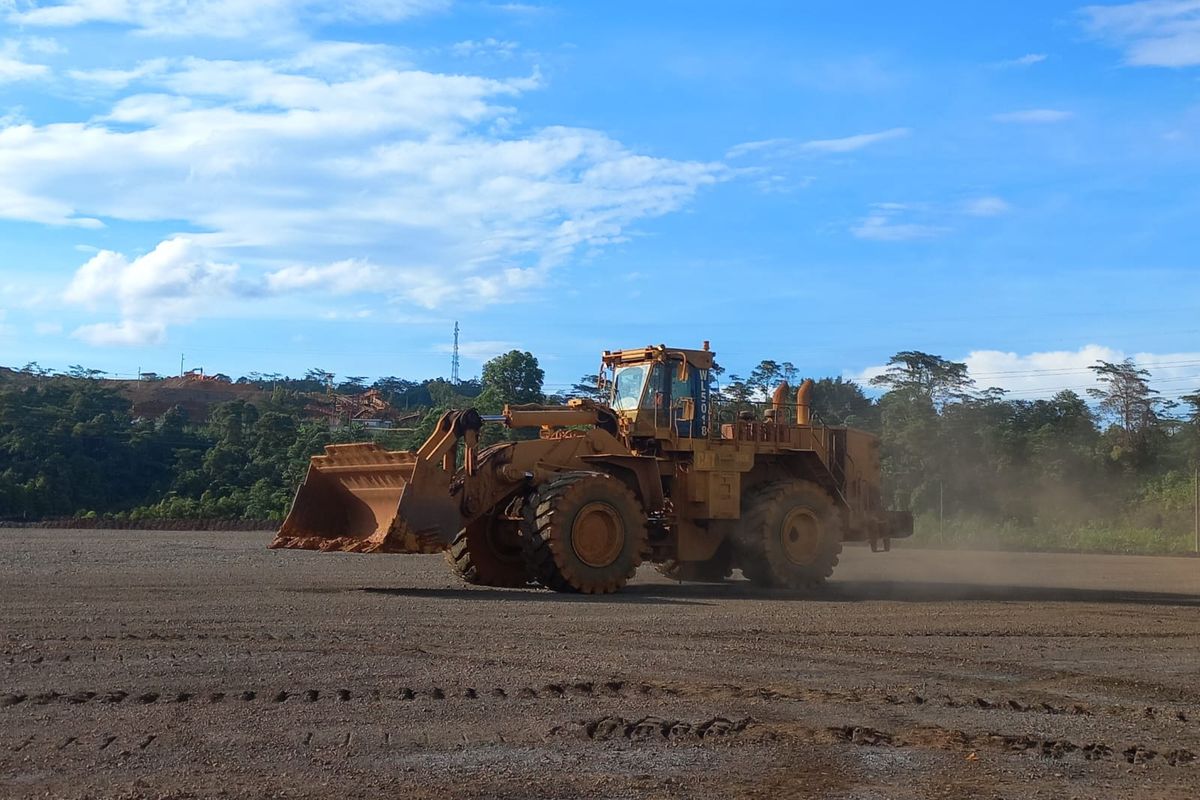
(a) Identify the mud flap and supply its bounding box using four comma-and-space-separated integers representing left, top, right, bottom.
869, 510, 914, 552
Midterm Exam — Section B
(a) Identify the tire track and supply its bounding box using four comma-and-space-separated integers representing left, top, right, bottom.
6, 732, 160, 755
828, 723, 1197, 769
545, 713, 1198, 770
551, 715, 755, 742
2, 677, 1193, 729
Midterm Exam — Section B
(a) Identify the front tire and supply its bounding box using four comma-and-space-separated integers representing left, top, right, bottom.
445, 509, 530, 588
737, 481, 841, 589
522, 472, 648, 594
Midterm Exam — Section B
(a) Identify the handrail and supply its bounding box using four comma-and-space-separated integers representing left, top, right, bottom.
703, 398, 848, 504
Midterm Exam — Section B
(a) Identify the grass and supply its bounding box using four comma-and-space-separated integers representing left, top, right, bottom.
908, 512, 1199, 556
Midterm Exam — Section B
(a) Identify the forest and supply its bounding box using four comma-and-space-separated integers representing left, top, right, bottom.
1, 350, 1197, 554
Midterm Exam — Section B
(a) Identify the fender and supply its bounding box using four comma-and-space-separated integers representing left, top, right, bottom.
579, 454, 665, 514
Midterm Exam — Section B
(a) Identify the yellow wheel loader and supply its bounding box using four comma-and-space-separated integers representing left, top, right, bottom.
271, 343, 912, 593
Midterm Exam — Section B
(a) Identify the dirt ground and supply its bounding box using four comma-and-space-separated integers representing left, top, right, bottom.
2, 530, 1199, 799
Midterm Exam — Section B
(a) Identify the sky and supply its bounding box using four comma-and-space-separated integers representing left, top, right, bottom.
1, 0, 1200, 401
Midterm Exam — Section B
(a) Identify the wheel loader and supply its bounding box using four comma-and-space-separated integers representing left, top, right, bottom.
270, 342, 912, 593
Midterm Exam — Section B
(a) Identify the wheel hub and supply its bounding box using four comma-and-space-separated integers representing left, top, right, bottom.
780, 508, 821, 566
483, 518, 523, 566
571, 501, 625, 568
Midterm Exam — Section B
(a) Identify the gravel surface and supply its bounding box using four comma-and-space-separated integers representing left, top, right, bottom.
2, 529, 1199, 799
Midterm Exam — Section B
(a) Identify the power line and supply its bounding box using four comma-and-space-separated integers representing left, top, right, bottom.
968, 358, 1200, 379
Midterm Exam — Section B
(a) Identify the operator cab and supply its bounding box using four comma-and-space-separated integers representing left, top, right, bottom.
602, 343, 714, 439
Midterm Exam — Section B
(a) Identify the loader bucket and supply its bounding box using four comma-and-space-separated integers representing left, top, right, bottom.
270, 442, 454, 554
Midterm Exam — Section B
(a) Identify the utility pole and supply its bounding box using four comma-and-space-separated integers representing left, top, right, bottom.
180, 353, 184, 377
939, 480, 944, 544
1194, 465, 1198, 554
451, 321, 460, 385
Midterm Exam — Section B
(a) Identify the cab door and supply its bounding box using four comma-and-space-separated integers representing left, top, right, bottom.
669, 361, 704, 438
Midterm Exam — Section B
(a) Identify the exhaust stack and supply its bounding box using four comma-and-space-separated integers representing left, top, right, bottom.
796, 379, 814, 426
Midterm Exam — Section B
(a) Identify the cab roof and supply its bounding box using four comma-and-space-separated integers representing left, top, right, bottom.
601, 343, 715, 370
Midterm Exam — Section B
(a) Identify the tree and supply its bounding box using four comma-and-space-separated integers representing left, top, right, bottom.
717, 374, 753, 403
870, 352, 973, 513
427, 378, 466, 407
870, 351, 974, 408
1010, 390, 1100, 487
66, 364, 107, 380
1088, 359, 1163, 466
809, 377, 878, 429
6, 350, 1196, 550
746, 360, 799, 394
568, 372, 608, 402
481, 351, 544, 406
302, 368, 335, 392
1179, 392, 1200, 468
1181, 392, 1200, 424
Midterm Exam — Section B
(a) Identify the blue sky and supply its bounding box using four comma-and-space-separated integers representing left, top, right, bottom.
1, 0, 1200, 399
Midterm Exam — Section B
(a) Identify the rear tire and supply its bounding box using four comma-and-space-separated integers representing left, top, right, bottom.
522, 472, 648, 594
736, 481, 841, 589
445, 510, 529, 588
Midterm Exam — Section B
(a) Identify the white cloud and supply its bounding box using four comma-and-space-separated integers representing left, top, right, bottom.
964, 196, 1011, 217
24, 47, 720, 342
1083, 0, 1200, 67
0, 39, 50, 82
993, 109, 1075, 123
727, 127, 910, 159
968, 346, 1200, 398
853, 345, 1200, 399
851, 203, 946, 241
801, 127, 911, 153
319, 308, 374, 320
68, 58, 168, 87
22, 36, 64, 54
852, 216, 945, 241
7, 0, 450, 38
0, 184, 100, 227
490, 3, 544, 14
852, 196, 1012, 241
750, 173, 813, 194
996, 53, 1048, 67
264, 259, 382, 295
34, 321, 62, 335
725, 138, 790, 159
450, 38, 518, 59
64, 238, 243, 345
73, 319, 167, 346
434, 339, 519, 361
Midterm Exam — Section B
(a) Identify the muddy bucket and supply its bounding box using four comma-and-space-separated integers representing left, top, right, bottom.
270, 443, 444, 554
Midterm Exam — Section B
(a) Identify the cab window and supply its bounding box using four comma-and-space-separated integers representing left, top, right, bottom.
639, 364, 666, 410
670, 360, 693, 408
612, 365, 648, 411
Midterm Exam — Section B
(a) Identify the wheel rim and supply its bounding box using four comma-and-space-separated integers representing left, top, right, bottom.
780, 508, 821, 566
570, 501, 625, 568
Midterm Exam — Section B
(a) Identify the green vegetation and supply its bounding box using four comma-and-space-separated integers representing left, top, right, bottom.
864, 353, 1200, 555
0, 352, 545, 523
1, 351, 1197, 555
